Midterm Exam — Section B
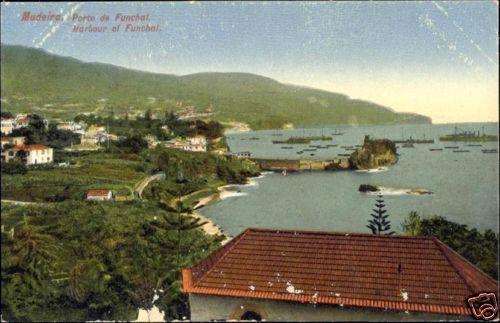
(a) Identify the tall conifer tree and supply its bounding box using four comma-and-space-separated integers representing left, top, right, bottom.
367, 194, 395, 235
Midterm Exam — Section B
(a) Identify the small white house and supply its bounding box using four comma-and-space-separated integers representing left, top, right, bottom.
1, 118, 15, 135
85, 189, 115, 201
3, 144, 53, 165
233, 151, 252, 159
188, 135, 207, 146
57, 121, 86, 135
166, 136, 207, 152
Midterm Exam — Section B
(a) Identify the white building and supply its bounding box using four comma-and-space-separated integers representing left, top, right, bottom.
188, 135, 207, 146
14, 116, 30, 129
57, 121, 86, 135
182, 228, 493, 322
3, 144, 53, 165
166, 136, 207, 152
232, 151, 252, 159
1, 118, 15, 135
85, 189, 115, 201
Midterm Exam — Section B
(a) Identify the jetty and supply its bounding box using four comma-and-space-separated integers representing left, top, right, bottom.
254, 158, 351, 171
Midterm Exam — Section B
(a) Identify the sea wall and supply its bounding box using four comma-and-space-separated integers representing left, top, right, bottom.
254, 158, 351, 171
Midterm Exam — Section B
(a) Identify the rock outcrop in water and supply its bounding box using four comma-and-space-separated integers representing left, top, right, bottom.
358, 184, 434, 195
358, 184, 379, 192
349, 136, 398, 170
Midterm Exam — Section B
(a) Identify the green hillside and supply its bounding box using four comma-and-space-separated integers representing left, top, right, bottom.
0, 44, 431, 129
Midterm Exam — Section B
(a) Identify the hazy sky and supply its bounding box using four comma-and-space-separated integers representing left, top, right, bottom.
1, 1, 498, 123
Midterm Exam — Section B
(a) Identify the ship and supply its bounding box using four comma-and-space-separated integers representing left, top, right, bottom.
439, 126, 498, 142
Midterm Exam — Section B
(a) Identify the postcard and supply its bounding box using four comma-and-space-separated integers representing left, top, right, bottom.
1, 1, 498, 322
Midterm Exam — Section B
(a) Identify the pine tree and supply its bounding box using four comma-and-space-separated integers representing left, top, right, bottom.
367, 194, 395, 235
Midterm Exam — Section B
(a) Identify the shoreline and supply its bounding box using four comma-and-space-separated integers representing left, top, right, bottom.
191, 210, 231, 245
190, 172, 270, 244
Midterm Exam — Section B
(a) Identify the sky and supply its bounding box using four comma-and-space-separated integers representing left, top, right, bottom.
1, 1, 498, 123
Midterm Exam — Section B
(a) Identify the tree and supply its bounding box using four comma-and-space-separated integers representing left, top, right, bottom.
115, 134, 147, 154
401, 211, 421, 236
401, 212, 498, 279
11, 222, 58, 281
366, 194, 395, 235
144, 109, 153, 129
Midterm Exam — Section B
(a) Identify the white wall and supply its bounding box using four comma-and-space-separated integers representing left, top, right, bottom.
26, 148, 53, 165
189, 294, 466, 322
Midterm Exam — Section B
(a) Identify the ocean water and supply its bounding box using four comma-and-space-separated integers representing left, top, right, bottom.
199, 123, 499, 237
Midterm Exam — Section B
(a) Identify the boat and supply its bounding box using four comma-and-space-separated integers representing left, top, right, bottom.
280, 146, 294, 149
439, 125, 498, 142
303, 148, 317, 152
344, 148, 357, 151
394, 138, 434, 144
326, 144, 338, 147
248, 137, 260, 140
282, 169, 287, 176
465, 144, 483, 147
429, 148, 443, 151
338, 153, 351, 157
444, 146, 459, 149
296, 151, 304, 154
355, 145, 363, 147
481, 149, 498, 154
331, 129, 345, 136
452, 150, 470, 153
402, 142, 414, 148
340, 145, 353, 148
310, 153, 315, 156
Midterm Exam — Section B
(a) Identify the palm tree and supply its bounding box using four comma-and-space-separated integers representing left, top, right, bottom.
401, 211, 422, 236
11, 223, 58, 277
66, 258, 108, 303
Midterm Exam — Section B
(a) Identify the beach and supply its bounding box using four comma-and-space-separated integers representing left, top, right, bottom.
191, 173, 269, 244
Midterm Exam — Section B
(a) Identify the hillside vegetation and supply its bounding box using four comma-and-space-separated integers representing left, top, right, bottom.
1, 44, 431, 129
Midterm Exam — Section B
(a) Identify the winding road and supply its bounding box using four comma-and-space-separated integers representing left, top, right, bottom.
134, 172, 166, 199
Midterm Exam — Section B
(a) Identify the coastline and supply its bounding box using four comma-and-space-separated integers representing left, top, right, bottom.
191, 172, 271, 244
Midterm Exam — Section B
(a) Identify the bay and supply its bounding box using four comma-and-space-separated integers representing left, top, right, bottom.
199, 123, 499, 237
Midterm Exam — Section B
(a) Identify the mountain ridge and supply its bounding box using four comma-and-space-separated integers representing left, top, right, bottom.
0, 44, 431, 129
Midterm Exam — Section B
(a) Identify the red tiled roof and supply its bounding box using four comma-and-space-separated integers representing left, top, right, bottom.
10, 144, 50, 151
86, 189, 112, 197
16, 117, 30, 123
181, 228, 498, 316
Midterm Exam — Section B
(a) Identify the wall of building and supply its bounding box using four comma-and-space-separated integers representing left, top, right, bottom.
86, 192, 113, 201
189, 294, 466, 322
26, 148, 53, 165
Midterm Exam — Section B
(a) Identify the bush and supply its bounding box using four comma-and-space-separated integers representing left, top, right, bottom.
1, 160, 28, 175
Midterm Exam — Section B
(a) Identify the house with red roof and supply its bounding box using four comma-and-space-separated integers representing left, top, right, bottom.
181, 228, 498, 321
85, 189, 115, 201
2, 144, 53, 165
